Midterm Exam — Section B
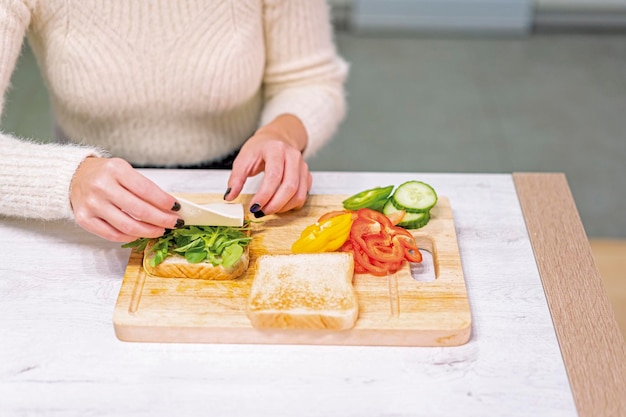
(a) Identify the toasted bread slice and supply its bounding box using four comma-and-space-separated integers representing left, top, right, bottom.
246, 253, 358, 330
143, 241, 249, 280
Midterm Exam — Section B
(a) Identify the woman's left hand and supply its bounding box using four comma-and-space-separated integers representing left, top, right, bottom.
224, 114, 311, 217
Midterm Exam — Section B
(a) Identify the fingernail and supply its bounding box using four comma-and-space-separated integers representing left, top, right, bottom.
250, 203, 262, 213
253, 210, 265, 219
164, 228, 172, 234
175, 219, 185, 228
223, 188, 231, 200
171, 201, 181, 211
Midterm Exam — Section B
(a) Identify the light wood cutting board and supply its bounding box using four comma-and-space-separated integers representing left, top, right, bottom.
113, 194, 471, 346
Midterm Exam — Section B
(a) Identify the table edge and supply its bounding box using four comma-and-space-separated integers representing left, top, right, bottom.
513, 172, 626, 417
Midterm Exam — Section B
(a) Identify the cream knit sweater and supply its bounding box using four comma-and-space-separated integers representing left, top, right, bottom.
0, 0, 347, 221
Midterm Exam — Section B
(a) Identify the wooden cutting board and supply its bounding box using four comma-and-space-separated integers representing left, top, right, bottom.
113, 193, 471, 346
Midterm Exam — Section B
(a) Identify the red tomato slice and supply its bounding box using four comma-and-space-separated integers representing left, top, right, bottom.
343, 207, 424, 275
362, 234, 405, 263
390, 227, 414, 239
340, 239, 353, 252
404, 247, 423, 263
351, 217, 381, 237
393, 234, 418, 251
393, 235, 422, 262
352, 245, 390, 276
353, 261, 368, 274
340, 240, 368, 274
371, 257, 403, 274
356, 208, 393, 228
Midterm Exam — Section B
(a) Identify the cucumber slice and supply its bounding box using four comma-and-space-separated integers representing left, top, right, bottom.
397, 211, 430, 229
383, 200, 430, 229
382, 199, 401, 216
391, 181, 437, 213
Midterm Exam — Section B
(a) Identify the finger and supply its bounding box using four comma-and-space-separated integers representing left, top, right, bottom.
94, 159, 180, 228
249, 151, 286, 213
75, 200, 171, 241
267, 159, 310, 213
260, 153, 303, 214
99, 201, 171, 240
85, 217, 144, 243
117, 161, 176, 211
294, 161, 313, 210
225, 156, 254, 201
93, 158, 176, 211
76, 210, 165, 242
112, 186, 181, 230
81, 173, 180, 232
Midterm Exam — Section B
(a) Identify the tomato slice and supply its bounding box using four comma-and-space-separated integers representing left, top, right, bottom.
350, 223, 379, 253
390, 226, 414, 239
340, 241, 369, 274
356, 208, 393, 228
361, 234, 405, 263
393, 234, 416, 250
392, 234, 422, 262
340, 207, 423, 276
404, 248, 423, 263
371, 257, 403, 274
352, 246, 389, 276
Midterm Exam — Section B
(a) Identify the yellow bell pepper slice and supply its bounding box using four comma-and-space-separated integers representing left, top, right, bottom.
291, 212, 354, 254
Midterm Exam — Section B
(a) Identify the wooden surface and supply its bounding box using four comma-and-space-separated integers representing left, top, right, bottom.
590, 239, 626, 339
513, 172, 626, 417
0, 171, 586, 416
114, 194, 471, 346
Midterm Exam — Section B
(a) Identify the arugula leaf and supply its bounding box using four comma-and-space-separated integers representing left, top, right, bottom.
121, 237, 151, 252
122, 223, 252, 269
222, 243, 244, 268
185, 247, 208, 264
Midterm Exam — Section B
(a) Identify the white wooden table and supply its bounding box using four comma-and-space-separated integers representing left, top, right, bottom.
1, 171, 624, 417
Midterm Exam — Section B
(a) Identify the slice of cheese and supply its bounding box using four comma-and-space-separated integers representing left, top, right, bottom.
175, 197, 244, 227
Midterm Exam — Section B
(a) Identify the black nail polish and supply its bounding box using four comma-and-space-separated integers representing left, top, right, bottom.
171, 201, 181, 211
175, 219, 185, 228
253, 210, 265, 219
250, 203, 261, 213
164, 228, 172, 235
223, 188, 231, 200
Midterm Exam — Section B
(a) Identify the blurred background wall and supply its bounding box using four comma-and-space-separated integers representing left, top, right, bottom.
309, 0, 626, 239
2, 0, 625, 239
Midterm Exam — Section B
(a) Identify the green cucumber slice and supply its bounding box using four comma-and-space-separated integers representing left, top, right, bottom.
391, 181, 437, 213
398, 211, 430, 229
382, 199, 402, 216
383, 199, 431, 229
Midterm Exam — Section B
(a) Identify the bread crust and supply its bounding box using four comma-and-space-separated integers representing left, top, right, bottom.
142, 241, 249, 280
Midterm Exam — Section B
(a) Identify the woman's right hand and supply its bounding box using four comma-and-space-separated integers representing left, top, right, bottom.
70, 157, 182, 242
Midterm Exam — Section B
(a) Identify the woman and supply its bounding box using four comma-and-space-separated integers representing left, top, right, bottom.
0, 0, 347, 242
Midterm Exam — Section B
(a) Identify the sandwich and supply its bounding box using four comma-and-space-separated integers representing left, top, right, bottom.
246, 252, 358, 330
123, 225, 252, 280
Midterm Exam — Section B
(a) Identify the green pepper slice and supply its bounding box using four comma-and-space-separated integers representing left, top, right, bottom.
342, 185, 394, 211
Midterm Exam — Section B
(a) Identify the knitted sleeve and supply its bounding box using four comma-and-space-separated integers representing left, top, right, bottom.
0, 1, 103, 221
260, 0, 349, 159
